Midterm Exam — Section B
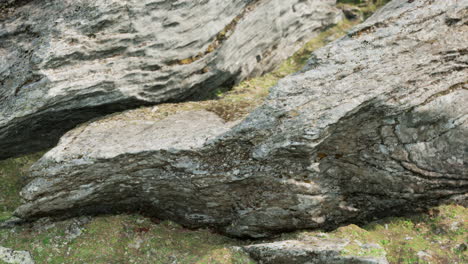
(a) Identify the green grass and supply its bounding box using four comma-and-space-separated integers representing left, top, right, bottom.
0, 215, 254, 264
0, 152, 44, 222
293, 204, 468, 264
2, 205, 464, 263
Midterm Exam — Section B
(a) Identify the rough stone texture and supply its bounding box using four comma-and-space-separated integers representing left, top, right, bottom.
0, 0, 342, 160
16, 0, 468, 237
0, 246, 34, 264
242, 237, 388, 264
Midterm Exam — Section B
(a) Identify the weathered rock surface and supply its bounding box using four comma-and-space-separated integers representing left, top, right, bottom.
0, 246, 34, 264
0, 0, 342, 160
16, 0, 467, 237
242, 237, 388, 264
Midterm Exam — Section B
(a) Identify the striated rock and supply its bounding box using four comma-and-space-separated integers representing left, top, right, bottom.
0, 246, 34, 264
0, 0, 342, 160
16, 0, 467, 237
0, 217, 23, 229
242, 237, 388, 264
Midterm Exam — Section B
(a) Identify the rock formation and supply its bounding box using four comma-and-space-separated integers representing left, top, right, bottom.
15, 0, 467, 238
0, 0, 341, 159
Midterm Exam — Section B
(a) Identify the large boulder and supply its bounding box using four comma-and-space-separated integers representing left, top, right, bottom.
0, 0, 342, 160
15, 0, 467, 237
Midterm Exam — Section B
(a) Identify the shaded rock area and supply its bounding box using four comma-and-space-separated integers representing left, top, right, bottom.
15, 0, 468, 238
0, 0, 342, 160
341, 6, 363, 21
0, 246, 35, 264
241, 236, 388, 264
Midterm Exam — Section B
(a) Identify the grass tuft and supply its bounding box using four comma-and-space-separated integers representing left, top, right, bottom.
0, 152, 44, 222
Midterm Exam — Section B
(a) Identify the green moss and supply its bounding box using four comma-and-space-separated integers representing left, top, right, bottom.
0, 211, 13, 222
341, 245, 386, 258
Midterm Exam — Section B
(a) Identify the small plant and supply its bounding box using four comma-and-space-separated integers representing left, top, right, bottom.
381, 239, 390, 245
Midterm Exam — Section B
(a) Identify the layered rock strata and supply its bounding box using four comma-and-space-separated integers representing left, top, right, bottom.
0, 0, 341, 159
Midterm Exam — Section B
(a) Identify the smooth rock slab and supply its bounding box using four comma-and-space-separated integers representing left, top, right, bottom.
0, 246, 34, 264
0, 0, 342, 159
16, 0, 468, 237
242, 237, 388, 264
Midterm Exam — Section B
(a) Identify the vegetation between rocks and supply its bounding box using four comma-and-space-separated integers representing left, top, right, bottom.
1, 203, 465, 263
93, 17, 360, 125
94, 0, 393, 124
0, 152, 44, 222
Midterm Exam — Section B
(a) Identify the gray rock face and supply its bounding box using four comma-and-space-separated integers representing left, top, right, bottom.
0, 0, 342, 160
16, 0, 467, 237
242, 237, 388, 264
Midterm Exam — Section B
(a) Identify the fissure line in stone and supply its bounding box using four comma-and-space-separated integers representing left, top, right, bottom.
166, 0, 261, 66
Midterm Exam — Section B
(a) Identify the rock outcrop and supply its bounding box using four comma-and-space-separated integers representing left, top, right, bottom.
16, 0, 467, 238
0, 0, 342, 160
